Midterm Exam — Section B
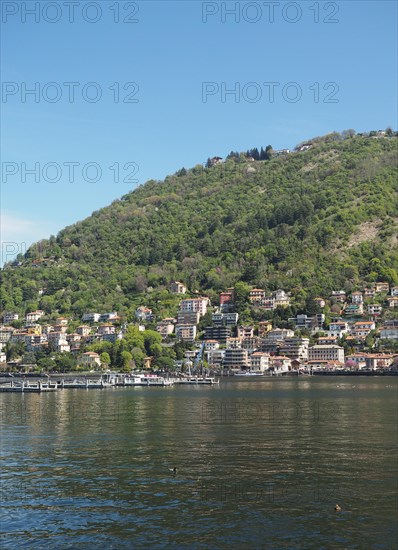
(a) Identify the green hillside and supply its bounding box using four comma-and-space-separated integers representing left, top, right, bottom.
2, 131, 398, 320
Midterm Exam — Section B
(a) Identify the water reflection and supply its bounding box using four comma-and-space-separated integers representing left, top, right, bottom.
1, 378, 397, 549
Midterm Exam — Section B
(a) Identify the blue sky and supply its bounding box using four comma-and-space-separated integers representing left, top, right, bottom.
1, 0, 397, 264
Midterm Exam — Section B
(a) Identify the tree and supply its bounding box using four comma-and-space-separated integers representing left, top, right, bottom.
54, 353, 77, 372
143, 330, 162, 354
120, 351, 133, 372
149, 343, 162, 358
6, 341, 26, 361
264, 145, 273, 160
155, 355, 175, 371
37, 357, 56, 371
100, 352, 111, 369
131, 347, 145, 369
234, 281, 251, 312
21, 352, 36, 365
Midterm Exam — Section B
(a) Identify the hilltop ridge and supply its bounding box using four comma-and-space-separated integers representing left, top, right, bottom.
2, 130, 398, 321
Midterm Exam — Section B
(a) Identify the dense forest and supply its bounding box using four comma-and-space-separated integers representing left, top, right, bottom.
1, 131, 398, 322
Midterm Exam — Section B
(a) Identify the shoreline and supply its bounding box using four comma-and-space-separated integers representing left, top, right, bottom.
1, 370, 397, 383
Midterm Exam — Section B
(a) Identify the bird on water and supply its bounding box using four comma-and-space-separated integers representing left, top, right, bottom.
335, 504, 341, 511
169, 467, 178, 475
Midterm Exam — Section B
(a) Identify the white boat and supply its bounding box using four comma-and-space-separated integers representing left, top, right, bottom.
121, 374, 174, 387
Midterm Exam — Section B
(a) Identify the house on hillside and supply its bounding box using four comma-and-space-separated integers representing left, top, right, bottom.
375, 282, 389, 293
179, 298, 208, 317
380, 326, 398, 340
328, 320, 349, 338
351, 321, 376, 340
273, 289, 290, 307
76, 325, 91, 337
204, 340, 220, 351
79, 352, 101, 368
156, 320, 175, 339
364, 287, 376, 299
273, 149, 290, 157
237, 326, 254, 340
351, 292, 363, 304
82, 313, 100, 323
2, 312, 19, 324
367, 304, 382, 317
208, 156, 223, 166
331, 290, 346, 303
25, 310, 45, 324
175, 324, 197, 343
258, 321, 272, 337
220, 288, 235, 309
296, 143, 313, 152
344, 303, 363, 316
135, 306, 153, 323
314, 297, 326, 309
249, 289, 266, 305
169, 281, 187, 294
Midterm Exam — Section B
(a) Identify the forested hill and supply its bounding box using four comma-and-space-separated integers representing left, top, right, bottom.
2, 131, 398, 320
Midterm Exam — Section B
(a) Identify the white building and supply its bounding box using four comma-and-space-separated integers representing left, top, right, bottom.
331, 290, 346, 303
237, 326, 254, 340
351, 292, 363, 304
0, 328, 14, 343
175, 324, 197, 343
266, 328, 295, 342
206, 349, 225, 367
308, 345, 345, 363
328, 321, 349, 338
179, 298, 208, 317
367, 304, 382, 316
76, 325, 91, 337
380, 327, 398, 340
25, 310, 45, 324
204, 340, 220, 350
2, 312, 19, 324
99, 312, 118, 322
279, 337, 309, 361
79, 352, 101, 368
223, 348, 248, 369
169, 281, 187, 294
82, 313, 100, 323
135, 306, 153, 322
250, 352, 270, 372
156, 320, 175, 339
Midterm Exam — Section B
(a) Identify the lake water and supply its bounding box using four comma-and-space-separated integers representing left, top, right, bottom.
1, 377, 397, 549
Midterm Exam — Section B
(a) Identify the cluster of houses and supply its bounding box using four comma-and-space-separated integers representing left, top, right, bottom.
148, 282, 398, 373
0, 309, 126, 369
1, 280, 397, 372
